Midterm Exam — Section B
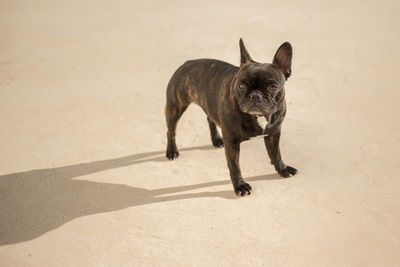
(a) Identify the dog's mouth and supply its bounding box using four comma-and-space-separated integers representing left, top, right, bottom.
245, 105, 265, 116
240, 101, 277, 117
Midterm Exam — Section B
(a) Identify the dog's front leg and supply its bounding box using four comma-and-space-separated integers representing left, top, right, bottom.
223, 138, 252, 196
264, 131, 297, 178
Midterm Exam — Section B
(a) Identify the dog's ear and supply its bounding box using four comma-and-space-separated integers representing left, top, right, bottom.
239, 38, 253, 65
273, 42, 293, 79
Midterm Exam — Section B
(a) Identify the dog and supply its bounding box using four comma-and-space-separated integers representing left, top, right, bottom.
165, 39, 297, 196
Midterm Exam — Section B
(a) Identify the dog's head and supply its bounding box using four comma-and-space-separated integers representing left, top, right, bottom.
235, 38, 292, 117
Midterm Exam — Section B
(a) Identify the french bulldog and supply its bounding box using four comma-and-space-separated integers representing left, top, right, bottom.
165, 39, 297, 196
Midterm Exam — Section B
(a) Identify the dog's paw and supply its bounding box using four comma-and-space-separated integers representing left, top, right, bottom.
277, 165, 297, 178
166, 150, 179, 160
212, 137, 224, 148
234, 183, 252, 197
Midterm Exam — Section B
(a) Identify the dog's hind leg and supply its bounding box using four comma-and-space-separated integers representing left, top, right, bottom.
165, 98, 188, 160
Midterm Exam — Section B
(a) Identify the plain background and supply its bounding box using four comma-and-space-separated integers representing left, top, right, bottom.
1, 0, 400, 266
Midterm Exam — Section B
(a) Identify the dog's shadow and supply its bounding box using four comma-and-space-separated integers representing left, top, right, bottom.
0, 145, 284, 246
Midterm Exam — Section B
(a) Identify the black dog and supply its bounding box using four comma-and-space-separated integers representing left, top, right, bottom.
165, 39, 297, 196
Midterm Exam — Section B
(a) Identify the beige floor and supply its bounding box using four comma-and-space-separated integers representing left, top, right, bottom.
1, 0, 400, 266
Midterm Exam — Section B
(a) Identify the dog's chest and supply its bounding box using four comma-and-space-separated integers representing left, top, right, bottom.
241, 115, 268, 136
256, 116, 268, 129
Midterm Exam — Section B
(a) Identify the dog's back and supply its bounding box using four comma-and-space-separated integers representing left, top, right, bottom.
166, 59, 237, 115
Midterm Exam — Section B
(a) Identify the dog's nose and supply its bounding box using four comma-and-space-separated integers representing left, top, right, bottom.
250, 92, 262, 102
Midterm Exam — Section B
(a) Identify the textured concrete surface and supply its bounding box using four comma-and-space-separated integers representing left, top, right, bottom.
1, 0, 400, 266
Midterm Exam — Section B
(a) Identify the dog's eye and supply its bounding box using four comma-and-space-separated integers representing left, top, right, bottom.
268, 84, 278, 92
239, 83, 247, 90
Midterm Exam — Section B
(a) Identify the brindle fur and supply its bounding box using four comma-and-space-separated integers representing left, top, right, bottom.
165, 39, 297, 196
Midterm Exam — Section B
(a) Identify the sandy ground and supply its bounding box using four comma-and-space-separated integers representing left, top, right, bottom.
1, 0, 400, 266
